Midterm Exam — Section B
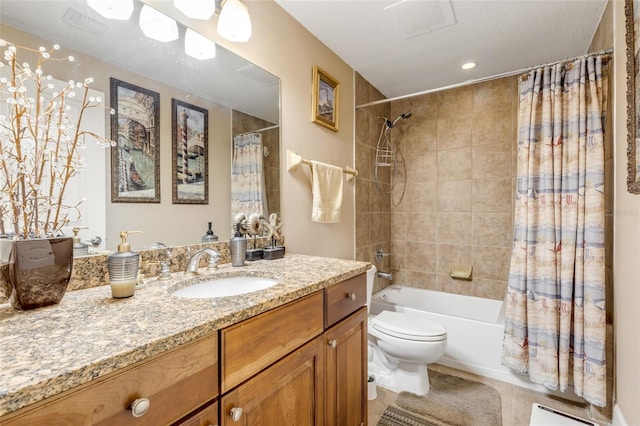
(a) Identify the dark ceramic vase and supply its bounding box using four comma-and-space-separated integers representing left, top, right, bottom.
7, 237, 73, 310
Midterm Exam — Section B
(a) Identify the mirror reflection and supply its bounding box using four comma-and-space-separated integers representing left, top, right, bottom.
0, 0, 280, 252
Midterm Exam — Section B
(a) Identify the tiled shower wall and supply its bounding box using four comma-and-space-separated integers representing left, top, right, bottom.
355, 75, 518, 300
354, 73, 392, 293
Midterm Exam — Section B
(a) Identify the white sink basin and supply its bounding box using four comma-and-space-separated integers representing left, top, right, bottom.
171, 276, 279, 299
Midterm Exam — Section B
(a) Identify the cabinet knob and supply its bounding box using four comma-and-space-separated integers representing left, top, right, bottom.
131, 398, 150, 417
346, 293, 356, 301
230, 406, 243, 422
328, 339, 337, 348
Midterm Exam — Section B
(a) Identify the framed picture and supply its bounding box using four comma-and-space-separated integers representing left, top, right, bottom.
311, 65, 340, 132
625, 0, 640, 194
171, 99, 208, 204
110, 78, 160, 203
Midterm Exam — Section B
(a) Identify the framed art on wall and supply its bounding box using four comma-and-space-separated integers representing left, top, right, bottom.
171, 99, 208, 204
311, 65, 340, 132
110, 78, 160, 203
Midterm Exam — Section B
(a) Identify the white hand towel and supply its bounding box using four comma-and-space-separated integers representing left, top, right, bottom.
310, 160, 343, 223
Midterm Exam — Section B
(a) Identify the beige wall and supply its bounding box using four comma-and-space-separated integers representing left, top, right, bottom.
157, 0, 356, 260
611, 1, 640, 424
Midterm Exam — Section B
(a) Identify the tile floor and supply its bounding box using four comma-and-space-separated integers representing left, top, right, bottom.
367, 364, 611, 426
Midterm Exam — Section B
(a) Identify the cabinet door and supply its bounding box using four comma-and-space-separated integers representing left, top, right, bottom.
220, 336, 324, 426
175, 401, 218, 426
325, 307, 367, 426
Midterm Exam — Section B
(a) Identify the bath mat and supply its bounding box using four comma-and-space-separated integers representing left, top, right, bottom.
394, 369, 502, 426
377, 405, 447, 426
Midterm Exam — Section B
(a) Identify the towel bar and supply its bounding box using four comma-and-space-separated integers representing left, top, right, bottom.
286, 149, 358, 181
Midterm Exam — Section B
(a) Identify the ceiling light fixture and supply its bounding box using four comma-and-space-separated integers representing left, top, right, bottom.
173, 0, 216, 20
139, 5, 179, 43
217, 0, 252, 42
461, 62, 477, 70
87, 0, 134, 20
185, 28, 217, 59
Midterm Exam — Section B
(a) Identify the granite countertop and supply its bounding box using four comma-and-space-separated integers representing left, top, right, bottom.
0, 254, 369, 417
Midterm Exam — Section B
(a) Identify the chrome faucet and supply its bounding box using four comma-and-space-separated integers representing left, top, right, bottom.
185, 248, 220, 275
377, 271, 393, 281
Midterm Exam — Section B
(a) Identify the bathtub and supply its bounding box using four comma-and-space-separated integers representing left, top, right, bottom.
370, 284, 582, 400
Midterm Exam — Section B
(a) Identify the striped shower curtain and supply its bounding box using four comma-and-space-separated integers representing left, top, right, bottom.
501, 54, 609, 407
231, 133, 268, 222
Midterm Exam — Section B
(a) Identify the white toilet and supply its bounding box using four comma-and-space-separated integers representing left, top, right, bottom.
366, 265, 447, 396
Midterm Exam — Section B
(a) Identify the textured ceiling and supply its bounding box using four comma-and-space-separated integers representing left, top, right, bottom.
274, 0, 609, 101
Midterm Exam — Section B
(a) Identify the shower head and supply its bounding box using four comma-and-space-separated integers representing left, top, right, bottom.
387, 112, 412, 128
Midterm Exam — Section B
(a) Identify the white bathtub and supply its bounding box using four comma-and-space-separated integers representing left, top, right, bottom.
370, 284, 581, 400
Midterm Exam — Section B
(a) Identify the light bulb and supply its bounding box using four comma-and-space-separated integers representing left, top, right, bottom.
139, 5, 179, 43
217, 0, 252, 42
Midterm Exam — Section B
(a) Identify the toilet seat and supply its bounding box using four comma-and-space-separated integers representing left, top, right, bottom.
371, 311, 446, 342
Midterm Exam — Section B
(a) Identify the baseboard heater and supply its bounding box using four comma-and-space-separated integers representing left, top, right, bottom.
529, 403, 600, 426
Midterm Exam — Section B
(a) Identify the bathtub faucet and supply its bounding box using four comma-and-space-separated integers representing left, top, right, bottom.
377, 271, 392, 281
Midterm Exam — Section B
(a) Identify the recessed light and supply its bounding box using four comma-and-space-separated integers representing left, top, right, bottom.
462, 62, 477, 70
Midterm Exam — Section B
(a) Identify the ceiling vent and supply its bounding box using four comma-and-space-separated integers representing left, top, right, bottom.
386, 0, 456, 39
61, 7, 106, 35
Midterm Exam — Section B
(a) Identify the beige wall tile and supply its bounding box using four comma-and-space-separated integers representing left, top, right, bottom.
438, 180, 471, 212
437, 212, 472, 244
390, 211, 408, 241
371, 212, 390, 245
472, 107, 513, 146
356, 179, 370, 213
405, 181, 437, 212
473, 144, 512, 179
390, 240, 407, 271
437, 115, 472, 150
437, 244, 472, 275
438, 85, 472, 118
437, 274, 473, 295
400, 270, 439, 290
405, 151, 437, 182
356, 212, 371, 248
405, 212, 437, 243
405, 242, 437, 273
472, 246, 511, 281
438, 147, 472, 180
472, 178, 513, 212
472, 212, 513, 247
472, 77, 514, 111
473, 278, 508, 300
406, 119, 437, 153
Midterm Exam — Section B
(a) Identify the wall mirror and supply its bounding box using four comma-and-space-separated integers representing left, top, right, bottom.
0, 0, 281, 250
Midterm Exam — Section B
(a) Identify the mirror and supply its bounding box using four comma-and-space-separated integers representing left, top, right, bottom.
0, 0, 281, 250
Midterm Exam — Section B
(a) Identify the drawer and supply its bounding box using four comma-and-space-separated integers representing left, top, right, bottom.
3, 334, 218, 426
221, 291, 324, 393
324, 273, 366, 328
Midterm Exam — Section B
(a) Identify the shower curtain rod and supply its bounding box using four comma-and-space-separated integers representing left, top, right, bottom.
234, 124, 279, 136
356, 48, 613, 109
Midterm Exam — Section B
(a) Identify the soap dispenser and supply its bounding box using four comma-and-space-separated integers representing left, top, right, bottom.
229, 224, 247, 267
107, 231, 142, 298
72, 226, 89, 257
201, 222, 218, 243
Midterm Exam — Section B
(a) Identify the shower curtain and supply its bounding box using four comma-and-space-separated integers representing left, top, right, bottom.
501, 54, 609, 407
231, 133, 268, 223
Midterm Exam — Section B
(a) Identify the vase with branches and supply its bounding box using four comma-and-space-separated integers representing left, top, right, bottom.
0, 39, 114, 309
0, 39, 114, 240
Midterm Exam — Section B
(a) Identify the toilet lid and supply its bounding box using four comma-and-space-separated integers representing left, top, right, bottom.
371, 311, 447, 342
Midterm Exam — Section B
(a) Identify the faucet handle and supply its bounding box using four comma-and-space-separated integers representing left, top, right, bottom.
206, 251, 220, 271
148, 261, 172, 281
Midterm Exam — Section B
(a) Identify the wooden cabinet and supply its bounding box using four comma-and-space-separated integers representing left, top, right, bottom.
2, 334, 219, 426
324, 307, 367, 426
220, 291, 324, 393
219, 336, 324, 425
174, 401, 218, 426
323, 273, 367, 426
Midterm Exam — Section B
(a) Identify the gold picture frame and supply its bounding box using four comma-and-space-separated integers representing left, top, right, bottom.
312, 65, 340, 132
625, 0, 640, 193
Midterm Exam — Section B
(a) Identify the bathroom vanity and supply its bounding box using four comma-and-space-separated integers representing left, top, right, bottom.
0, 254, 368, 425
